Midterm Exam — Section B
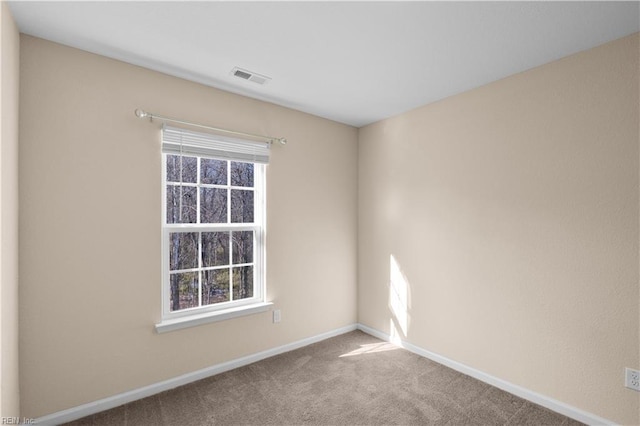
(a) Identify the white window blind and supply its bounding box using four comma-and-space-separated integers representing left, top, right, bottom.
162, 125, 270, 164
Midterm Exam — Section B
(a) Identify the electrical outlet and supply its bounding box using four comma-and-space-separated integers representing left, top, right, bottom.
625, 368, 640, 391
273, 309, 281, 323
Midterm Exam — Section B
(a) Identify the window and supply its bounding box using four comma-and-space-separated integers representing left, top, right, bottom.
160, 126, 268, 327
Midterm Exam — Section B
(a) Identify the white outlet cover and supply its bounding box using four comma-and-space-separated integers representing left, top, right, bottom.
625, 367, 640, 391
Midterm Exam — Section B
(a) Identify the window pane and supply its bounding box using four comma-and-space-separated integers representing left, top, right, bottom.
202, 232, 229, 267
232, 231, 253, 265
231, 161, 254, 187
202, 269, 230, 306
169, 232, 198, 271
169, 272, 198, 311
166, 155, 197, 183
201, 188, 227, 223
167, 185, 197, 224
231, 189, 254, 223
201, 158, 227, 185
232, 266, 253, 300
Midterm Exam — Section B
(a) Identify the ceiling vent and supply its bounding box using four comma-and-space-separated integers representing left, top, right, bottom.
231, 67, 271, 85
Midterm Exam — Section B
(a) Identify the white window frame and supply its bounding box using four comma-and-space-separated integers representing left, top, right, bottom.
156, 155, 269, 333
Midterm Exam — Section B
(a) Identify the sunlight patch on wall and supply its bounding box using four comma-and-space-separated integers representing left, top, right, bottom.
389, 254, 409, 343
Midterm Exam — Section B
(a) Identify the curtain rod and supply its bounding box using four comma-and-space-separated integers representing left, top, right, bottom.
134, 109, 287, 145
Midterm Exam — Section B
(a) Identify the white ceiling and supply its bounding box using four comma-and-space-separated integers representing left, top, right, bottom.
8, 1, 640, 127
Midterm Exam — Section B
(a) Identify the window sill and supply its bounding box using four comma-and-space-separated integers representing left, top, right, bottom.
155, 302, 273, 334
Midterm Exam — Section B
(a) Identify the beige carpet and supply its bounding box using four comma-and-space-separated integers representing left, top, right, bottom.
65, 330, 583, 425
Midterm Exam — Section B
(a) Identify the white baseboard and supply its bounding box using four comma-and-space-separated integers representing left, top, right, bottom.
34, 322, 616, 426
356, 323, 614, 426
35, 323, 358, 425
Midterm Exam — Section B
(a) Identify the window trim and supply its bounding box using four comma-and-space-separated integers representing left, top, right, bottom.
155, 301, 273, 334
158, 155, 267, 328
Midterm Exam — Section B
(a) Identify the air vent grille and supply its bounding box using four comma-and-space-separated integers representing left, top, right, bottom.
230, 67, 271, 85
233, 69, 252, 80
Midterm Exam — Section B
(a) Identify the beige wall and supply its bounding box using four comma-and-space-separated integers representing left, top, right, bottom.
16, 22, 639, 424
0, 2, 20, 418
358, 33, 639, 425
18, 35, 358, 417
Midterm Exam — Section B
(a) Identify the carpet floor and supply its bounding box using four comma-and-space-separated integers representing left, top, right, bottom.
65, 330, 584, 425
